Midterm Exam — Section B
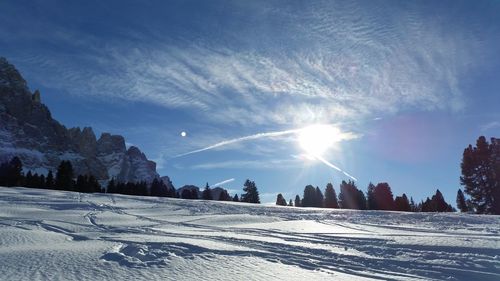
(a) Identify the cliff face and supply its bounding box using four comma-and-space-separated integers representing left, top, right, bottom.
0, 57, 159, 182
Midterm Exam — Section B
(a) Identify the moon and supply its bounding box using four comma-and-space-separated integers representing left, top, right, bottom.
180, 131, 187, 137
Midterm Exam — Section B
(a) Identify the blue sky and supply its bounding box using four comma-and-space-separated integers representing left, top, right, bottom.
1, 0, 499, 203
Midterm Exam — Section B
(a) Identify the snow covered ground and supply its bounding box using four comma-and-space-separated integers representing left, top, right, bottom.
0, 187, 499, 280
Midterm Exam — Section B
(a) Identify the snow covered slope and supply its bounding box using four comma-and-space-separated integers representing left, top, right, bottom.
0, 187, 499, 281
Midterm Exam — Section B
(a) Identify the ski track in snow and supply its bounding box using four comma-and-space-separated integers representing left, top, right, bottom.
0, 187, 499, 281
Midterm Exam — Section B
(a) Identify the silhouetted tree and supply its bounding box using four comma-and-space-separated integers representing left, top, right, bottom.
25, 171, 34, 187
409, 197, 417, 212
324, 183, 339, 208
357, 189, 367, 210
315, 186, 324, 207
0, 161, 7, 186
150, 178, 162, 197
55, 160, 74, 190
276, 193, 287, 206
366, 182, 376, 210
39, 174, 45, 188
371, 182, 395, 210
202, 183, 213, 200
302, 185, 317, 207
241, 179, 260, 203
421, 197, 432, 212
394, 194, 411, 212
461, 136, 500, 214
456, 189, 468, 213
87, 175, 102, 193
294, 195, 301, 207
75, 175, 86, 193
131, 181, 148, 196
421, 189, 453, 212
433, 189, 452, 212
2, 157, 24, 187
338, 180, 362, 209
107, 178, 117, 193
75, 175, 101, 193
288, 199, 293, 206
233, 194, 239, 202
45, 171, 54, 188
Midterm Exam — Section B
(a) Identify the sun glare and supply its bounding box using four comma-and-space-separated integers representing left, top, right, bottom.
298, 124, 342, 158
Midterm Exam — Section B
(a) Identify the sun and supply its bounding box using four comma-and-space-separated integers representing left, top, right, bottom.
298, 124, 342, 158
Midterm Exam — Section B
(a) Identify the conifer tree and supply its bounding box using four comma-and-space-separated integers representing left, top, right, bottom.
432, 189, 452, 212
6, 157, 23, 187
25, 171, 34, 187
233, 194, 239, 202
39, 174, 46, 188
371, 182, 395, 210
456, 189, 468, 212
294, 195, 301, 207
32, 173, 41, 188
338, 180, 361, 209
87, 175, 101, 193
0, 160, 8, 186
275, 193, 287, 206
357, 189, 367, 210
45, 171, 54, 188
55, 160, 74, 190
241, 179, 260, 203
75, 175, 87, 193
324, 183, 339, 208
315, 186, 324, 207
202, 183, 213, 200
409, 197, 416, 212
288, 199, 293, 206
302, 185, 316, 207
461, 136, 500, 214
107, 178, 116, 193
366, 182, 376, 210
394, 194, 411, 212
150, 178, 162, 197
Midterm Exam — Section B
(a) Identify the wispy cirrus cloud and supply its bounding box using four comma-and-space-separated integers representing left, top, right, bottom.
4, 1, 495, 128
481, 121, 500, 132
187, 158, 305, 170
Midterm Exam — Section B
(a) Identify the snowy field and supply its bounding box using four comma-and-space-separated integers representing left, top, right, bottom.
0, 187, 499, 281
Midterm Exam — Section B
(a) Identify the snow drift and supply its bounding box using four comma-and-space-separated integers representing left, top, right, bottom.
0, 187, 499, 280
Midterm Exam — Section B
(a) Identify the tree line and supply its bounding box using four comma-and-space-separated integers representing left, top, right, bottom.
0, 157, 261, 203
276, 180, 453, 212
1, 135, 496, 214
276, 136, 499, 214
0, 157, 102, 193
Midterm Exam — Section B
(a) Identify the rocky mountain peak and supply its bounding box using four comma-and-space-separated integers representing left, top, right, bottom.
68, 127, 97, 157
0, 57, 162, 183
97, 133, 126, 155
0, 57, 28, 92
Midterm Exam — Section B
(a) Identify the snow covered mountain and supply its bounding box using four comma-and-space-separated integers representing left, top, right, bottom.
0, 57, 159, 182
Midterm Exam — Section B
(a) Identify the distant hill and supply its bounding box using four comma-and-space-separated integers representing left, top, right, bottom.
0, 57, 159, 182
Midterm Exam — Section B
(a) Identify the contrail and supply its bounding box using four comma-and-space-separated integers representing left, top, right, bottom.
212, 178, 235, 187
173, 124, 360, 181
173, 128, 301, 158
315, 155, 358, 181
